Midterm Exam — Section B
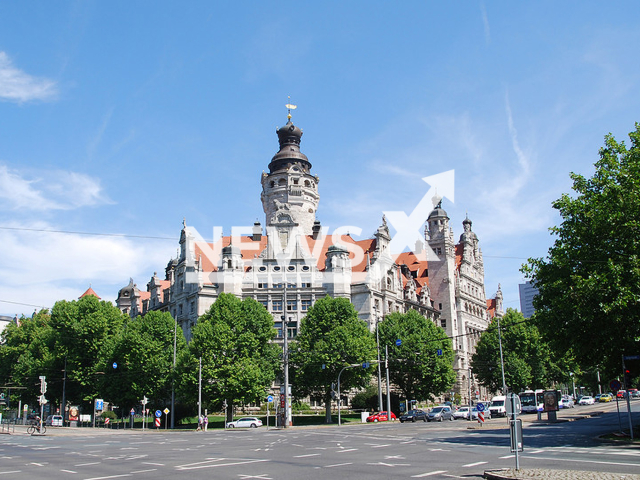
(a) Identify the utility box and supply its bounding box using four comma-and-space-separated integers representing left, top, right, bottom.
361, 412, 369, 423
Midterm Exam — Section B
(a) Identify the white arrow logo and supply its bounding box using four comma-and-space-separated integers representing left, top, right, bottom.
384, 170, 454, 261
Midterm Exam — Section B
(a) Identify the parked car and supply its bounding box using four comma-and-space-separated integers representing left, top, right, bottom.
470, 406, 492, 420
578, 395, 595, 405
452, 406, 471, 420
226, 417, 263, 428
629, 389, 639, 398
599, 393, 613, 402
366, 411, 397, 422
399, 409, 427, 423
427, 406, 453, 422
45, 415, 63, 427
561, 395, 575, 408
616, 390, 627, 399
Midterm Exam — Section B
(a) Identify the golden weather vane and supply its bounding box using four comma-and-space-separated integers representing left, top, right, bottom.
285, 95, 297, 121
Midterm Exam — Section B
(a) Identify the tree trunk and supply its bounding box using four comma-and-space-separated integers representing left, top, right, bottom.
325, 392, 333, 423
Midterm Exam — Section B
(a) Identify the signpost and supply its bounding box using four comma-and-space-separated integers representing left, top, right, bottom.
476, 402, 485, 425
266, 395, 273, 430
164, 408, 170, 430
507, 392, 523, 471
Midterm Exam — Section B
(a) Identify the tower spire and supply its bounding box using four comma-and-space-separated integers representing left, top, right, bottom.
285, 96, 297, 122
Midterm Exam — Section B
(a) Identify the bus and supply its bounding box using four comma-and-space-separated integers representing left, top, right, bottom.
520, 389, 544, 413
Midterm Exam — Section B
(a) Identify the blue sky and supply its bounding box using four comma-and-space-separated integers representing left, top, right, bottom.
1, 1, 639, 317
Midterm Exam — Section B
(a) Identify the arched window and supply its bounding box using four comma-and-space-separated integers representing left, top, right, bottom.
278, 178, 286, 186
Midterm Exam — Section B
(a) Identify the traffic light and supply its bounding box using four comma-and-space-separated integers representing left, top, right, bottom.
624, 355, 640, 389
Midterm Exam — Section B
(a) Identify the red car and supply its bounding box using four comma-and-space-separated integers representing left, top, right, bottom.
366, 411, 397, 422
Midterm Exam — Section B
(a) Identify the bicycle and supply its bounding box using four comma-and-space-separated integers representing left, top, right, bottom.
27, 424, 46, 435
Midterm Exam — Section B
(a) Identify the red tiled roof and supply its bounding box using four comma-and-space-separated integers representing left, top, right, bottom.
80, 287, 101, 300
191, 234, 434, 295
139, 291, 151, 300
486, 298, 497, 318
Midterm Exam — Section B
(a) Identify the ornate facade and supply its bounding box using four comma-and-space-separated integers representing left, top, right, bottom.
116, 113, 502, 401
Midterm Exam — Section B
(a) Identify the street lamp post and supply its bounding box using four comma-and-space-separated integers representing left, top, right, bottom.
171, 317, 177, 429
497, 316, 507, 395
385, 345, 391, 421
570, 372, 576, 400
374, 306, 383, 412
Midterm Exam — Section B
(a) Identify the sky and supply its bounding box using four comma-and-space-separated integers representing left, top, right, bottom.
1, 1, 639, 318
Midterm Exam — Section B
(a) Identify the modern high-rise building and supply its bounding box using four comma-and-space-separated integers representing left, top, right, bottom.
519, 281, 539, 318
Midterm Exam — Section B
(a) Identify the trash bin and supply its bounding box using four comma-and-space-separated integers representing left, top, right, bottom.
361, 412, 369, 423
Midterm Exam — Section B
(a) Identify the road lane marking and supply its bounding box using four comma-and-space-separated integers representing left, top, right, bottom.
367, 462, 410, 467
84, 475, 132, 480
324, 463, 352, 468
412, 470, 448, 477
0, 472, 22, 476
337, 448, 357, 453
176, 459, 269, 471
462, 461, 487, 467
61, 469, 77, 473
294, 454, 321, 458
370, 444, 391, 448
30, 463, 45, 466
238, 475, 272, 479
141, 462, 164, 466
130, 469, 156, 474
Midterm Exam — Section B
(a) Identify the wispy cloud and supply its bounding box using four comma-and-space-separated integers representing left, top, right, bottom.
0, 51, 58, 102
480, 2, 491, 45
505, 91, 530, 178
0, 163, 112, 211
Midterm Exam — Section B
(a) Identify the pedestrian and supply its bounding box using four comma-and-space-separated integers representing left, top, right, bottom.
204, 415, 208, 432
197, 415, 202, 431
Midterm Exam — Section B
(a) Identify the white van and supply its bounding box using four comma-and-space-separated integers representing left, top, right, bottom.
488, 396, 506, 417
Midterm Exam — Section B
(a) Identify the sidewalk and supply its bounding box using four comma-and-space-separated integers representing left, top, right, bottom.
485, 468, 640, 479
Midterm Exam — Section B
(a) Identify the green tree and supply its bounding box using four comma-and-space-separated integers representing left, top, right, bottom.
48, 296, 126, 409
471, 309, 567, 393
0, 311, 54, 411
378, 309, 455, 403
100, 311, 187, 412
288, 296, 377, 423
177, 293, 280, 422
523, 124, 640, 381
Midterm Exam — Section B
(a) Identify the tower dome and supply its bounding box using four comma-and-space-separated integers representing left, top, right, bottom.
268, 120, 311, 173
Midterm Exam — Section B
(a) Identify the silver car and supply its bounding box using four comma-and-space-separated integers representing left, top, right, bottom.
427, 406, 453, 422
226, 417, 263, 428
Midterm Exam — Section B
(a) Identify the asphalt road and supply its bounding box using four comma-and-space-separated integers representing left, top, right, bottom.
1, 401, 638, 480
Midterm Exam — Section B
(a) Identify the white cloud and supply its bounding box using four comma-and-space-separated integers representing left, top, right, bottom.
0, 163, 112, 211
0, 51, 58, 102
0, 222, 176, 314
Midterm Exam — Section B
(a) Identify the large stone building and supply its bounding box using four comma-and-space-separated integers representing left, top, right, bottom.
116, 112, 502, 401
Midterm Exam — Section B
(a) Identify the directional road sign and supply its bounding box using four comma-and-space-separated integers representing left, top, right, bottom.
395, 339, 402, 346
267, 395, 274, 403
155, 410, 162, 418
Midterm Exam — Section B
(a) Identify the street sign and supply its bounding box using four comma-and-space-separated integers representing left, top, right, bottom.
610, 379, 622, 392
436, 349, 442, 356
509, 418, 524, 452
267, 395, 274, 403
362, 362, 370, 368
95, 399, 104, 411
112, 362, 118, 369
476, 402, 485, 412
130, 408, 135, 415
624, 355, 640, 360
155, 417, 161, 427
395, 339, 402, 346
155, 410, 162, 418
163, 408, 170, 415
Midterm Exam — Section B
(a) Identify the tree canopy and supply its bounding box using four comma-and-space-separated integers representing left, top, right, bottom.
177, 293, 280, 421
523, 124, 640, 381
100, 310, 187, 410
378, 309, 455, 402
289, 296, 377, 422
471, 309, 566, 393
